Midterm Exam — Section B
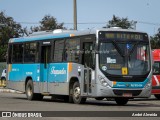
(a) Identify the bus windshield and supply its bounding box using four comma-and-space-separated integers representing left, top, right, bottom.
99, 41, 150, 76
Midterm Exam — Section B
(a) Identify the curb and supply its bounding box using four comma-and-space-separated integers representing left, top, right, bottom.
0, 87, 23, 94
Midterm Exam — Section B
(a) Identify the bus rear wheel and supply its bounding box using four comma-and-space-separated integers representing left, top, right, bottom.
72, 82, 86, 104
154, 94, 160, 100
115, 98, 128, 105
26, 80, 43, 100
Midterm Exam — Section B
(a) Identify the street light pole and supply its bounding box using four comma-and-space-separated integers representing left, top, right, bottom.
73, 0, 77, 30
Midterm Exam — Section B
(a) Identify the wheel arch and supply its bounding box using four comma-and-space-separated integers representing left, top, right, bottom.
69, 77, 79, 94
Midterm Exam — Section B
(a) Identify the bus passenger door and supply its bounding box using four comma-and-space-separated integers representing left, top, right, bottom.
81, 35, 96, 95
40, 45, 51, 93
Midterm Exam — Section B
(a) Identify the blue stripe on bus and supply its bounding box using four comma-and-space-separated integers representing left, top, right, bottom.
112, 78, 149, 88
8, 63, 68, 83
8, 64, 40, 82
12, 34, 70, 43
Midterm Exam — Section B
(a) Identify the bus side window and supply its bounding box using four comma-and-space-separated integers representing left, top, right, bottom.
53, 39, 65, 62
65, 38, 80, 63
12, 44, 23, 63
24, 43, 37, 63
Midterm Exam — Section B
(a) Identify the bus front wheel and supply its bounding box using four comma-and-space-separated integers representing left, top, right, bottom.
26, 80, 43, 100
72, 82, 86, 104
115, 98, 128, 105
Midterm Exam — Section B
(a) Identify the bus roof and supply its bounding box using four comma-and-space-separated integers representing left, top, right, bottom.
152, 49, 160, 61
9, 28, 147, 43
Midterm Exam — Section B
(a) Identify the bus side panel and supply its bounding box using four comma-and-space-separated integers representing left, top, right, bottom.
7, 64, 24, 92
67, 63, 84, 95
7, 64, 41, 93
48, 63, 69, 95
7, 81, 25, 92
47, 63, 83, 95
23, 64, 41, 93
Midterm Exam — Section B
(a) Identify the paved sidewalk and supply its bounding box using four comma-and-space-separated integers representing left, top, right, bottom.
0, 87, 23, 94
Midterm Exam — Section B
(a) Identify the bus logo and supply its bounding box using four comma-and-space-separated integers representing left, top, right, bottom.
50, 67, 67, 75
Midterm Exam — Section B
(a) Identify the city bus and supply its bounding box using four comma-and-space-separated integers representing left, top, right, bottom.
152, 49, 160, 99
6, 28, 152, 105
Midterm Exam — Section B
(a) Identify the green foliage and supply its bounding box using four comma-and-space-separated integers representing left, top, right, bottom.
31, 15, 65, 32
0, 11, 24, 62
40, 15, 64, 30
0, 45, 7, 62
107, 15, 135, 29
150, 33, 160, 49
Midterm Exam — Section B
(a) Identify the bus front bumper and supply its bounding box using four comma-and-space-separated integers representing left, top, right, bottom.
95, 87, 151, 98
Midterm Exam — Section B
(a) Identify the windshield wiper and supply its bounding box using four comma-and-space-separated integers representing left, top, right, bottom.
111, 40, 125, 58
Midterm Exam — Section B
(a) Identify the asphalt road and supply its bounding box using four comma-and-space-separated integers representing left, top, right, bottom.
0, 92, 160, 120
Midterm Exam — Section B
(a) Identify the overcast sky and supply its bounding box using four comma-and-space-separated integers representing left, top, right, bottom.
0, 0, 159, 36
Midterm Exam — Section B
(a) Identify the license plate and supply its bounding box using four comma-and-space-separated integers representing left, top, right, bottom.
123, 93, 132, 97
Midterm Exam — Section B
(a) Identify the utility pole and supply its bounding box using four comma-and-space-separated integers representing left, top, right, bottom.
73, 0, 77, 30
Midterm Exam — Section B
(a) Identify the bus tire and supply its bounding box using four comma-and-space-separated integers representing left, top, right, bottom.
26, 80, 43, 100
115, 98, 128, 105
72, 82, 86, 104
154, 94, 160, 100
68, 88, 74, 103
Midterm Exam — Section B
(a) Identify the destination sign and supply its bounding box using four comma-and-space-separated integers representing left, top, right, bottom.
105, 33, 143, 40
98, 31, 148, 41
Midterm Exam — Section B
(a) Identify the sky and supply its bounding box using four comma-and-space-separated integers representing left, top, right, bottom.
0, 0, 160, 36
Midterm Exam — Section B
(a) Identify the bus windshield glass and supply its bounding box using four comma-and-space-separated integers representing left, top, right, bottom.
99, 31, 150, 76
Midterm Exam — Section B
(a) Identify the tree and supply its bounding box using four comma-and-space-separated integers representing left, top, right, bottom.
106, 15, 135, 29
0, 11, 24, 62
30, 26, 40, 32
30, 15, 65, 32
40, 15, 65, 30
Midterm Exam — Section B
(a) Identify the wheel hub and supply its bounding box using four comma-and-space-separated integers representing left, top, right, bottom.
74, 87, 80, 99
27, 85, 32, 96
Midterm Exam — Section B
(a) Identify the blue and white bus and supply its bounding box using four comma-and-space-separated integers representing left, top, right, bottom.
7, 28, 152, 105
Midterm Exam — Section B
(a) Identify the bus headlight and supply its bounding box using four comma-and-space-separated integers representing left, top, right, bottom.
98, 76, 109, 87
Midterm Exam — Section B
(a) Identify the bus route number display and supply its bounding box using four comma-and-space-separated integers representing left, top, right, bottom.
105, 33, 143, 40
